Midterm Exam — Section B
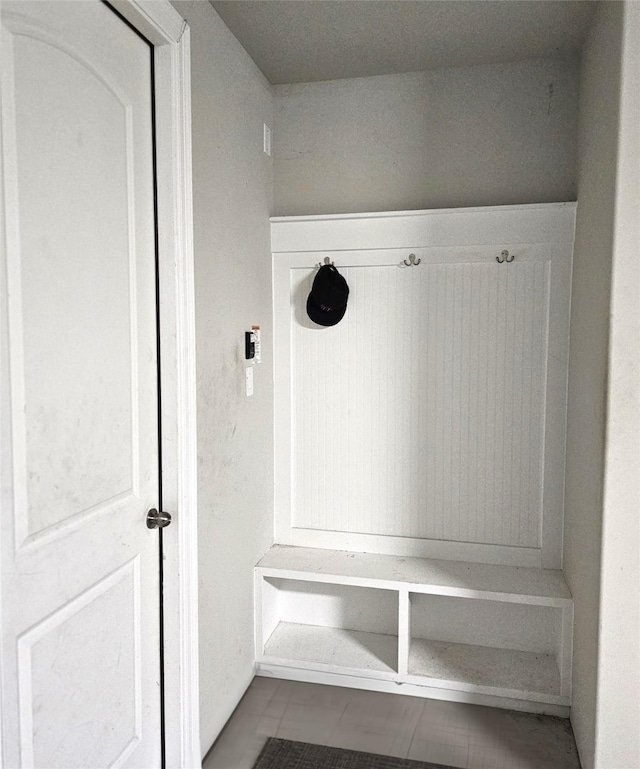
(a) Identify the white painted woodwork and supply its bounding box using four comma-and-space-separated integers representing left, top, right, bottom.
265, 578, 399, 635
134, 10, 201, 766
397, 586, 410, 676
256, 666, 570, 718
255, 545, 574, 713
271, 203, 577, 252
406, 640, 560, 700
93, 3, 201, 765
265, 624, 398, 676
292, 260, 547, 547
273, 204, 575, 567
409, 594, 560, 654
0, 3, 162, 766
257, 546, 572, 606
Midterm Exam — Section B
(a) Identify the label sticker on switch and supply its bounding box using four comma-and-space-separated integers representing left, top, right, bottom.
251, 325, 261, 363
245, 365, 254, 397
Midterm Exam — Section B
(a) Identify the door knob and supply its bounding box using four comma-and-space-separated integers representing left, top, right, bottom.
146, 508, 172, 529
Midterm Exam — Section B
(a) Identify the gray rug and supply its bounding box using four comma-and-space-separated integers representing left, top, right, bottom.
252, 738, 457, 769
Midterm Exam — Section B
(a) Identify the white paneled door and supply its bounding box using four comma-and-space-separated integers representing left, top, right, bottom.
1, 2, 162, 767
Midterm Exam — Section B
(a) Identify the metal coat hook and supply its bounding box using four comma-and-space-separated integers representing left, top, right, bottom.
317, 256, 335, 268
403, 253, 421, 267
496, 250, 515, 264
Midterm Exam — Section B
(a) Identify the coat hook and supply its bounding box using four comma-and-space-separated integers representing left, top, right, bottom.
317, 256, 335, 268
497, 250, 515, 264
403, 253, 421, 267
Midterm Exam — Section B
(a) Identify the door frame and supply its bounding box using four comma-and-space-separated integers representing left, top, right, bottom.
112, 2, 200, 766
0, 0, 200, 766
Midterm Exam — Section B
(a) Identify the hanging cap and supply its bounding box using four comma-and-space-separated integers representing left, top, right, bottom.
306, 265, 349, 327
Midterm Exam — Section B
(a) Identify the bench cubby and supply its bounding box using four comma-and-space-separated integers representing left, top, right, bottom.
255, 546, 573, 715
258, 577, 399, 677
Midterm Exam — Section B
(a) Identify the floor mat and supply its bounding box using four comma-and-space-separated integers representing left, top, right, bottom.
252, 738, 458, 769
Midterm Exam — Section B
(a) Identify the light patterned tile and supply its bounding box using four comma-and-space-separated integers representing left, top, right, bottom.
203, 678, 580, 769
328, 690, 424, 758
408, 736, 469, 769
275, 695, 349, 744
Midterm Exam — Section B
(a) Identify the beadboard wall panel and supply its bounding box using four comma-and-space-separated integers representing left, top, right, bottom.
291, 259, 548, 549
273, 205, 575, 567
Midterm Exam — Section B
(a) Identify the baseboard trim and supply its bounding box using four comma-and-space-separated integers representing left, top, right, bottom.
256, 664, 570, 719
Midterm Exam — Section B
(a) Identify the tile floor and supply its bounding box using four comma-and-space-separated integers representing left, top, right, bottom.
202, 677, 581, 769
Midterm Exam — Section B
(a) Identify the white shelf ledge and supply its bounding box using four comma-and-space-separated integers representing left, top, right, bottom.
263, 622, 398, 676
408, 639, 562, 702
270, 202, 577, 252
257, 545, 572, 607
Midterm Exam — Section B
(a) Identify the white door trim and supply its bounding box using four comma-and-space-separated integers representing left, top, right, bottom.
111, 2, 200, 766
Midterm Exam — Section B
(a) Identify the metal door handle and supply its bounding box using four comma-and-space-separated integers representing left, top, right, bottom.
146, 508, 172, 529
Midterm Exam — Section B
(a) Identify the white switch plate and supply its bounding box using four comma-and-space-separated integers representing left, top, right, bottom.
245, 365, 254, 397
263, 124, 271, 157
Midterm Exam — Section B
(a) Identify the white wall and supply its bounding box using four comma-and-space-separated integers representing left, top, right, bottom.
595, 4, 640, 767
169, 3, 639, 762
273, 59, 579, 216
564, 4, 638, 768
170, 1, 274, 756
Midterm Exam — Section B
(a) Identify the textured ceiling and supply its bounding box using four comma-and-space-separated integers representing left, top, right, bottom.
210, 0, 595, 85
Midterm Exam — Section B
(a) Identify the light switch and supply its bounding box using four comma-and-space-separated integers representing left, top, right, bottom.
245, 365, 254, 397
263, 124, 271, 156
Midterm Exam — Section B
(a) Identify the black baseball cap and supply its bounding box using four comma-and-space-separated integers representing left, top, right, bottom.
306, 265, 349, 327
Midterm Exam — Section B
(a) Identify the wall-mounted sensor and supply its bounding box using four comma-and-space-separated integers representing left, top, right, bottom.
245, 331, 255, 360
